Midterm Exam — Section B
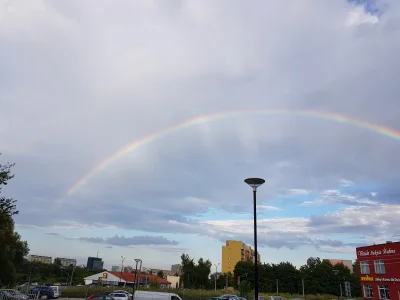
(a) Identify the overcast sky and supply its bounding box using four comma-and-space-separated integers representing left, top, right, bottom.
1, 0, 400, 270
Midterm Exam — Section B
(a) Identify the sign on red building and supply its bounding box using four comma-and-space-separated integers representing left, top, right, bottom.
356, 241, 400, 300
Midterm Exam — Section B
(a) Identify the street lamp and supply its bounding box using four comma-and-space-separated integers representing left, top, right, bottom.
121, 256, 126, 284
244, 177, 265, 300
214, 263, 220, 291
134, 259, 142, 291
69, 265, 76, 286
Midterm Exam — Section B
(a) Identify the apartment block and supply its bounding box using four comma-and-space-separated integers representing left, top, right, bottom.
28, 255, 52, 264
171, 264, 182, 275
54, 257, 77, 267
222, 240, 261, 274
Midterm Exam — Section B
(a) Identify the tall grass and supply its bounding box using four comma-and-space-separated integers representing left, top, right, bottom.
58, 286, 359, 300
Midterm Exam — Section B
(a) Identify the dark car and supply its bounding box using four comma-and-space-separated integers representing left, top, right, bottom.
87, 294, 115, 300
29, 287, 54, 299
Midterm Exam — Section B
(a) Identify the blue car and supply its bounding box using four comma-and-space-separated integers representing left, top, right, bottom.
29, 286, 55, 299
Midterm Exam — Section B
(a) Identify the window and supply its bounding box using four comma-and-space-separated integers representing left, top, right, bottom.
378, 285, 390, 299
375, 260, 386, 274
360, 261, 370, 274
363, 285, 374, 298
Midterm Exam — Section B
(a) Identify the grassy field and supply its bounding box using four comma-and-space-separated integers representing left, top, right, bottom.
58, 286, 355, 300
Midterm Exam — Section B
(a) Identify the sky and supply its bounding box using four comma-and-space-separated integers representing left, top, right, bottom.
1, 0, 400, 271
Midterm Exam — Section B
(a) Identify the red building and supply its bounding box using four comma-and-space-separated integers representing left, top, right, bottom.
356, 241, 400, 300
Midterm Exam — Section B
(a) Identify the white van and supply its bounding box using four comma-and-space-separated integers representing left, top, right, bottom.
50, 286, 61, 298
134, 291, 183, 300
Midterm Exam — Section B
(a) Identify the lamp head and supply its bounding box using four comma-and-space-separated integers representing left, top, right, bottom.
244, 178, 265, 191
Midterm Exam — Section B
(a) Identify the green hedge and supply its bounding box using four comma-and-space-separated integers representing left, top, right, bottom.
58, 286, 360, 300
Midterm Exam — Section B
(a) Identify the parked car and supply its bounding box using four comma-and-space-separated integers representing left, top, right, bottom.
50, 286, 61, 298
220, 295, 238, 300
87, 294, 115, 300
268, 297, 286, 300
134, 291, 183, 300
109, 293, 130, 300
29, 286, 55, 299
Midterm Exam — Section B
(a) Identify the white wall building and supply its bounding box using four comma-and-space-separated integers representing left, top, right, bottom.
84, 272, 121, 286
28, 255, 52, 264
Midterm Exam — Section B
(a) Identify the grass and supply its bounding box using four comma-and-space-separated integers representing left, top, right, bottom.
57, 286, 360, 300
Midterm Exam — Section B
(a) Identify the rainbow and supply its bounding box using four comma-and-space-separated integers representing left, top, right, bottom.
66, 109, 400, 196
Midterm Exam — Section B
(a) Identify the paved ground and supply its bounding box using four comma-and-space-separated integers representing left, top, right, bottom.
58, 298, 85, 300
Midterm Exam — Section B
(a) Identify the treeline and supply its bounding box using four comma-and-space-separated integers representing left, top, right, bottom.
179, 254, 361, 296
15, 261, 104, 286
233, 257, 361, 296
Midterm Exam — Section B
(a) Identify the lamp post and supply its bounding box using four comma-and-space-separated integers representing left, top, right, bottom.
69, 265, 76, 286
214, 263, 220, 291
121, 256, 126, 284
133, 259, 141, 295
244, 177, 265, 300
134, 259, 142, 290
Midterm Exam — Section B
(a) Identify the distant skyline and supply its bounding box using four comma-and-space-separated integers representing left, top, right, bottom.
2, 0, 400, 271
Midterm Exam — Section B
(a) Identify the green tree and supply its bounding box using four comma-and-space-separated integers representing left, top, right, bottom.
0, 157, 29, 285
149, 278, 160, 288
157, 270, 164, 278
180, 253, 212, 289
233, 260, 254, 289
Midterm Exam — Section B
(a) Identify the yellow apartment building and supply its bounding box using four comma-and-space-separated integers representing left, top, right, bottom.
221, 240, 261, 274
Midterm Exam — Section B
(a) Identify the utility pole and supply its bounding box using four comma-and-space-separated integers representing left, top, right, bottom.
276, 279, 279, 293
302, 278, 305, 296
120, 256, 125, 283
69, 266, 76, 286
214, 263, 220, 291
340, 282, 343, 299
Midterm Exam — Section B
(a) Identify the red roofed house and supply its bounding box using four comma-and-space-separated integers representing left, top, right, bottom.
84, 271, 171, 288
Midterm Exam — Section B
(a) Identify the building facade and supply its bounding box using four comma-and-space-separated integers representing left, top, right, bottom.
55, 257, 77, 267
171, 264, 182, 275
326, 259, 353, 273
87, 257, 104, 270
222, 240, 261, 274
111, 266, 121, 272
83, 271, 171, 288
28, 255, 52, 264
356, 241, 400, 300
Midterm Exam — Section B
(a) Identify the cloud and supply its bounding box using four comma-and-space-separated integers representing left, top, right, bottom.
44, 232, 60, 236
257, 205, 281, 211
1, 0, 400, 260
201, 203, 400, 250
75, 235, 179, 247
302, 189, 378, 206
